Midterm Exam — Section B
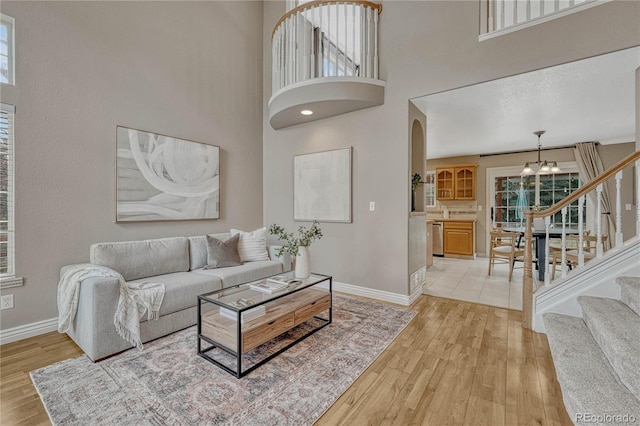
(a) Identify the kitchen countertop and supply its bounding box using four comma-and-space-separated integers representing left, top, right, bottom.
430, 218, 477, 222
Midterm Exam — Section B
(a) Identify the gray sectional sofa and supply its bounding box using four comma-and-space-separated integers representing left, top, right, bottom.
62, 233, 291, 361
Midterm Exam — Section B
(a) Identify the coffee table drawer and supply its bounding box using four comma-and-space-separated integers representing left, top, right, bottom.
243, 313, 295, 352
294, 294, 331, 326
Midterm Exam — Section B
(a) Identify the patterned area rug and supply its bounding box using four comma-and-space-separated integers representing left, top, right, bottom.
31, 294, 415, 425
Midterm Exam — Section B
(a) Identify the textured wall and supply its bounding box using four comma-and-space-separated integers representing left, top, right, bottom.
0, 1, 264, 330
262, 0, 640, 296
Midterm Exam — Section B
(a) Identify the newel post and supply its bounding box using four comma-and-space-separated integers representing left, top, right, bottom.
523, 210, 534, 330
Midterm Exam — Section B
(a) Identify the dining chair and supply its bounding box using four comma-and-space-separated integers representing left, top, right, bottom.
488, 230, 525, 282
551, 234, 607, 279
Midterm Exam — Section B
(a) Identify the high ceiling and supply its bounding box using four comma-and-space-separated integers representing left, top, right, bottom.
412, 46, 640, 159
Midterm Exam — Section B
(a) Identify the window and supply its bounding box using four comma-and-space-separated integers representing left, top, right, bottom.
424, 171, 436, 208
0, 103, 15, 276
492, 170, 583, 228
1, 14, 15, 85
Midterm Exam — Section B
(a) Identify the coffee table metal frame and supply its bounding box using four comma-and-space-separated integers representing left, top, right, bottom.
197, 272, 332, 378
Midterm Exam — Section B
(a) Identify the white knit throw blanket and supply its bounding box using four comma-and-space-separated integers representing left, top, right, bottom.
57, 264, 165, 351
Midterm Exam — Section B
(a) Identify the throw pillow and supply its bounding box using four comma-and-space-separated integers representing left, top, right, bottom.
230, 227, 270, 262
204, 234, 241, 269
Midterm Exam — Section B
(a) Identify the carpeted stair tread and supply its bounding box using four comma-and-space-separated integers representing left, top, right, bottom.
578, 295, 640, 401
543, 313, 640, 421
617, 276, 640, 317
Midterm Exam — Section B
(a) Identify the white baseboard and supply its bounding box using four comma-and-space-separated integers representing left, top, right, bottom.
0, 317, 58, 345
0, 282, 420, 345
333, 281, 419, 306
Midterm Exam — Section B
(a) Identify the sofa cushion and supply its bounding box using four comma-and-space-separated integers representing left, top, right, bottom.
205, 234, 241, 269
188, 233, 230, 271
90, 237, 189, 281
192, 260, 283, 288
129, 272, 223, 320
231, 227, 270, 262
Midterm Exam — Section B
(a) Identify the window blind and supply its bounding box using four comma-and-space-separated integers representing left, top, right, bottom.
0, 103, 15, 276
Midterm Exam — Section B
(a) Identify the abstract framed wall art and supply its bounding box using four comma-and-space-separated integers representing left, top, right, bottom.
293, 147, 352, 223
116, 126, 220, 222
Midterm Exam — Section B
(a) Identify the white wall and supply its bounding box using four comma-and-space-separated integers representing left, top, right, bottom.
0, 1, 264, 330
262, 1, 640, 296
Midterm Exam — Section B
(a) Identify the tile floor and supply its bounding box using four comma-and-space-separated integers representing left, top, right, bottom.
423, 256, 535, 311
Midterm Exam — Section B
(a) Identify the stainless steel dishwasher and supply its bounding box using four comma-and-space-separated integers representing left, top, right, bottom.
432, 221, 444, 256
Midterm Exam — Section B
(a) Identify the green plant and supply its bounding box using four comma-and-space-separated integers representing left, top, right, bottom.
411, 173, 423, 190
269, 221, 323, 257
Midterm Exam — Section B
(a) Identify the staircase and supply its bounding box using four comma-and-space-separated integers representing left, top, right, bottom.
544, 276, 640, 424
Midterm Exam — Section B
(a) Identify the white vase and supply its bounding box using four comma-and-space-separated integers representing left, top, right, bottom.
295, 246, 311, 279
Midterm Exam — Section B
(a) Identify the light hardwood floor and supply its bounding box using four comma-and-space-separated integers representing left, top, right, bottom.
0, 295, 571, 425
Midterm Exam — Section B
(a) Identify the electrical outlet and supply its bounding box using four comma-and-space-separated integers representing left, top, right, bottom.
369, 201, 375, 211
1, 294, 14, 310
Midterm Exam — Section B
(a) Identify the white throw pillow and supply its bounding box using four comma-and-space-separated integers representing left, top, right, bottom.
230, 227, 270, 262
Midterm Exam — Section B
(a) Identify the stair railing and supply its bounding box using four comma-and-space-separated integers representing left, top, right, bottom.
272, 0, 382, 96
522, 150, 640, 329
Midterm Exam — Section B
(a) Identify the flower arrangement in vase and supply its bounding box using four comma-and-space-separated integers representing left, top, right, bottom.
269, 221, 323, 279
411, 173, 423, 212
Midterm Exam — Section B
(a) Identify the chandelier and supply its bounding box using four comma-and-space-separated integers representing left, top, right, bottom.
521, 130, 561, 176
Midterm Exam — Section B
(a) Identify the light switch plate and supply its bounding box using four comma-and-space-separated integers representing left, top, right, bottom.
369, 201, 375, 211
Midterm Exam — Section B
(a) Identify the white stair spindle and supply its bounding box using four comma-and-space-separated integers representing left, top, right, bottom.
615, 171, 623, 248
500, 0, 505, 30
560, 206, 567, 278
369, 6, 373, 78
344, 2, 348, 76
578, 195, 585, 267
373, 7, 378, 79
596, 183, 603, 258
544, 215, 551, 287
513, 0, 518, 25
272, 31, 277, 94
360, 6, 365, 78
352, 3, 356, 76
335, 3, 339, 77
294, 12, 299, 83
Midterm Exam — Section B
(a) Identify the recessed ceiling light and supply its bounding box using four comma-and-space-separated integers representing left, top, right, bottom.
300, 110, 313, 116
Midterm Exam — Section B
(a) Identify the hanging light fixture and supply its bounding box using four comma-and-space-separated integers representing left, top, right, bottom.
521, 130, 562, 176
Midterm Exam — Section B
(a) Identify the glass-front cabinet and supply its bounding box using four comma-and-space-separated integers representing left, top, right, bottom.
436, 168, 454, 200
436, 165, 476, 201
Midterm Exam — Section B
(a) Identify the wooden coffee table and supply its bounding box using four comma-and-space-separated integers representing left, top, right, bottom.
197, 272, 332, 378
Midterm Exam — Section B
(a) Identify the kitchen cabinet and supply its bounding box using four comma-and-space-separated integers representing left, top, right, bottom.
443, 220, 475, 258
436, 165, 476, 200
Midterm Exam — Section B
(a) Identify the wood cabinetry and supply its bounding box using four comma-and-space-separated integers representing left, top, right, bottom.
436, 165, 476, 200
443, 220, 475, 257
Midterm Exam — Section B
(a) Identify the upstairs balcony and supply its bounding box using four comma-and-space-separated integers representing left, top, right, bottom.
480, 0, 609, 40
269, 0, 385, 130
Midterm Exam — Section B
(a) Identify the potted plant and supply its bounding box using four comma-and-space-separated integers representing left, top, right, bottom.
269, 221, 323, 278
411, 173, 423, 212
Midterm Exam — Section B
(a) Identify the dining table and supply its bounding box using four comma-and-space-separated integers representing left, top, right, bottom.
503, 226, 581, 282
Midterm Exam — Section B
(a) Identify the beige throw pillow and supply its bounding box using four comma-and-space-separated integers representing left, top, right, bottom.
230, 227, 270, 262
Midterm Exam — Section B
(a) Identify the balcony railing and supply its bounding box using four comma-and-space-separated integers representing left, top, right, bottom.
480, 0, 609, 39
272, 0, 382, 95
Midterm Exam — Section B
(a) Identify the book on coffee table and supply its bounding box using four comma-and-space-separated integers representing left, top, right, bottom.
219, 305, 266, 323
249, 280, 289, 294
266, 276, 303, 287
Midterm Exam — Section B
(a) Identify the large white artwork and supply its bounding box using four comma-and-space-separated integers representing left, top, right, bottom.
116, 126, 220, 222
294, 147, 352, 223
